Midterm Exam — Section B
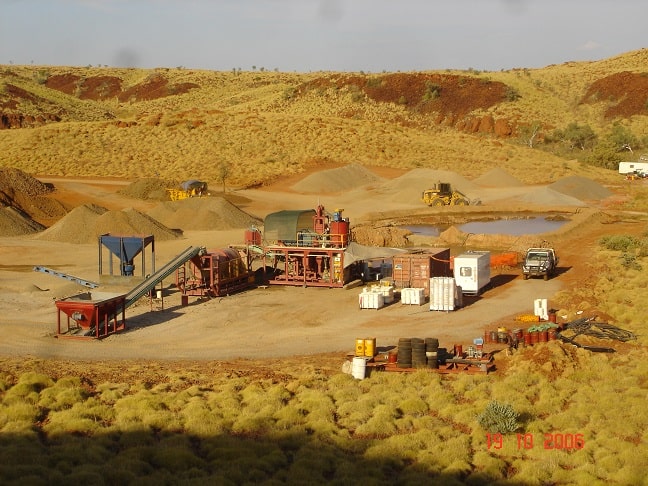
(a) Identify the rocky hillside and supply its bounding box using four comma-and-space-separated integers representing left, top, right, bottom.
0, 49, 646, 186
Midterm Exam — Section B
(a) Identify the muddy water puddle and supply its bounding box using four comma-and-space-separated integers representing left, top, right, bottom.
402, 214, 569, 237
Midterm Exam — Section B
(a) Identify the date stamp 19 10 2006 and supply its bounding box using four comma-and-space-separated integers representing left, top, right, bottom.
486, 433, 585, 450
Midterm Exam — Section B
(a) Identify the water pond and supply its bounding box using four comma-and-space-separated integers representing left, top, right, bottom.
402, 214, 569, 237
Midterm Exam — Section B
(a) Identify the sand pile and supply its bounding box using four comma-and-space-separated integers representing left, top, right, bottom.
548, 176, 612, 201
118, 178, 178, 201
474, 168, 524, 187
147, 197, 261, 231
34, 204, 180, 244
374, 169, 477, 205
517, 187, 585, 206
0, 207, 46, 236
513, 176, 611, 206
291, 164, 385, 193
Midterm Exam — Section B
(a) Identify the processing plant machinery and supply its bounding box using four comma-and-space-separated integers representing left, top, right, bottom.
261, 204, 353, 288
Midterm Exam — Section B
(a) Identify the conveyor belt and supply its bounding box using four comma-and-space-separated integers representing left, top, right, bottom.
33, 266, 100, 289
125, 246, 204, 309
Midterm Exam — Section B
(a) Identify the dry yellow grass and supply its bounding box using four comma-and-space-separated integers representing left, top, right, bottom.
2, 50, 646, 187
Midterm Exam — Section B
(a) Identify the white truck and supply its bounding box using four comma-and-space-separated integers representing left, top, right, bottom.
522, 248, 558, 280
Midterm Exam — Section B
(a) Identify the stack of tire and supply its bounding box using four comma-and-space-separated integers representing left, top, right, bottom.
425, 337, 440, 369
412, 338, 427, 368
397, 338, 412, 368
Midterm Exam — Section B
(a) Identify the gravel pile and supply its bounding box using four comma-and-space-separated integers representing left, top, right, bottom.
548, 176, 612, 201
291, 164, 385, 194
474, 168, 524, 187
34, 204, 180, 244
147, 197, 261, 231
0, 207, 46, 236
517, 187, 586, 206
118, 178, 179, 201
0, 167, 66, 235
0, 167, 53, 197
376, 169, 477, 205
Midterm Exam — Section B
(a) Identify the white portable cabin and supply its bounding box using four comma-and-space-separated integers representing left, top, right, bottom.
619, 161, 648, 175
453, 251, 491, 295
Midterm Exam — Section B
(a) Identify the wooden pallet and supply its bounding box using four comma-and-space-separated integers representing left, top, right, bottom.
363, 355, 495, 375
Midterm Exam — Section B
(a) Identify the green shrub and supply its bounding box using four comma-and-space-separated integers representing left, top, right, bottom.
2, 372, 54, 405
599, 234, 639, 252
620, 252, 642, 270
477, 400, 520, 434
38, 377, 89, 411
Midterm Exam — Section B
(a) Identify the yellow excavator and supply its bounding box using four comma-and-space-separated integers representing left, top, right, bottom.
167, 180, 208, 201
421, 182, 470, 206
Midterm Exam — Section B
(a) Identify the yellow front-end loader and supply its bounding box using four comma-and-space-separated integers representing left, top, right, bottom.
166, 180, 208, 201
421, 182, 469, 206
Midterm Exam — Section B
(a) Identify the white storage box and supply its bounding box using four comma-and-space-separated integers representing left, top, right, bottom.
429, 277, 457, 311
359, 289, 385, 309
401, 288, 425, 305
534, 298, 548, 320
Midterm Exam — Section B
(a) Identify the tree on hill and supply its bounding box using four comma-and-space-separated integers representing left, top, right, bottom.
218, 161, 230, 193
550, 122, 597, 151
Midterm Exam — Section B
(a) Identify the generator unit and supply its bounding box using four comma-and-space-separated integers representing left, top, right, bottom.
453, 251, 491, 295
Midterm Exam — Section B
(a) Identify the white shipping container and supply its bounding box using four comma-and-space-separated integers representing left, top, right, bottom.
429, 277, 456, 311
453, 251, 491, 295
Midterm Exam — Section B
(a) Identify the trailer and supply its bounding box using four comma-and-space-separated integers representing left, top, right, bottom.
453, 251, 491, 295
619, 160, 648, 175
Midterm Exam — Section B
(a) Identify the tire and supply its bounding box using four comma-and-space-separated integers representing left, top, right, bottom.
431, 198, 445, 207
425, 338, 439, 351
523, 274, 529, 280
454, 199, 467, 206
543, 273, 549, 281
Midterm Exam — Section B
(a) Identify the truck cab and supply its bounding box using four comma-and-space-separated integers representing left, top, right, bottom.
522, 248, 558, 280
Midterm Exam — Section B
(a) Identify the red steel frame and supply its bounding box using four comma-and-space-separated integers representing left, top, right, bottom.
263, 245, 346, 288
55, 293, 126, 339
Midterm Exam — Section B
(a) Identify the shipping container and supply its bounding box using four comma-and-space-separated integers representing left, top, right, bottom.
392, 249, 451, 296
453, 251, 491, 295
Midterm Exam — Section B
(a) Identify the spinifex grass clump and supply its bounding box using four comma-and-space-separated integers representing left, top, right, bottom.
477, 400, 520, 434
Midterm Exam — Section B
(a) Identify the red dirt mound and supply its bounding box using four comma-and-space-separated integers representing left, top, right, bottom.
45, 73, 198, 103
581, 71, 648, 119
299, 72, 508, 119
0, 84, 63, 128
